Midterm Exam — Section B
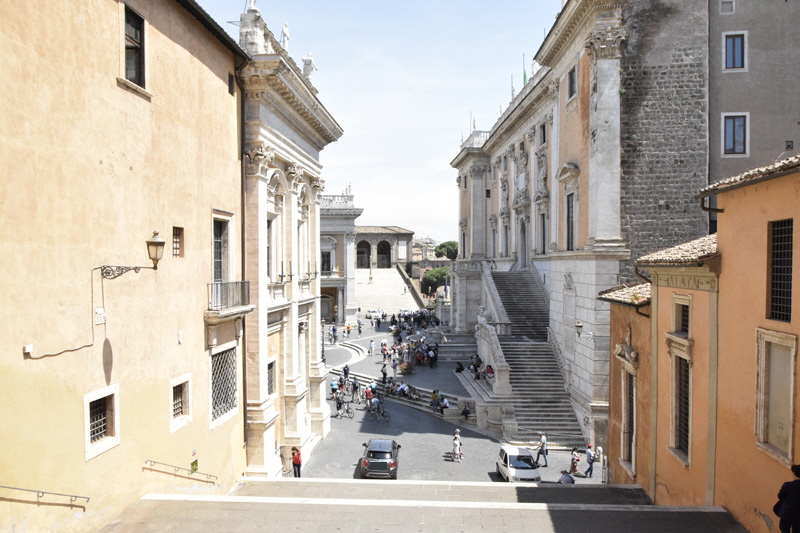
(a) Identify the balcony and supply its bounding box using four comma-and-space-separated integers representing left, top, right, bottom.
204, 281, 255, 326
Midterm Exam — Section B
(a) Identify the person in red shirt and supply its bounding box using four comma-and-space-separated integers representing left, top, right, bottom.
291, 446, 301, 478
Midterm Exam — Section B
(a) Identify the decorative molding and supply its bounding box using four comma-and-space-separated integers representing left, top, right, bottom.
585, 26, 627, 60
614, 326, 639, 368
244, 143, 275, 176
459, 218, 468, 228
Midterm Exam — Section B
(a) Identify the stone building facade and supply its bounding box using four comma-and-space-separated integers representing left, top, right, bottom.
238, 4, 342, 477
0, 1, 251, 530
449, 0, 794, 444
320, 186, 363, 324
355, 226, 414, 270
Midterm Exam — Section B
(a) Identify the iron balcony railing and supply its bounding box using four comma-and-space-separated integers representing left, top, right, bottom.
208, 281, 250, 311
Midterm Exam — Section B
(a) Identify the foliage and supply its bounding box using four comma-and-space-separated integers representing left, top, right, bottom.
421, 266, 450, 296
434, 241, 458, 261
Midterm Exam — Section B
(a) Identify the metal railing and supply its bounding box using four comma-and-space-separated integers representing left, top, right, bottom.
208, 281, 250, 311
143, 460, 218, 483
0, 485, 89, 505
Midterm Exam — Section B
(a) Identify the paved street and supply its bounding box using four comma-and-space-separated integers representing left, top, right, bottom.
314, 320, 600, 485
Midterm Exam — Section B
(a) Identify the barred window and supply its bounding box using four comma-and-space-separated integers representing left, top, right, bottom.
566, 193, 575, 251
173, 382, 187, 418
89, 396, 110, 443
675, 356, 691, 454
622, 371, 635, 464
211, 348, 237, 421
173, 227, 184, 258
769, 219, 793, 322
677, 304, 690, 335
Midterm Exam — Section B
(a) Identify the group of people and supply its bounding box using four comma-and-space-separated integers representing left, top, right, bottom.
557, 443, 596, 483
455, 355, 494, 382
429, 389, 451, 414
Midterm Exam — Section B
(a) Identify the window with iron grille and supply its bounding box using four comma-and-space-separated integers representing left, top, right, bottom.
675, 356, 690, 454
211, 348, 237, 421
267, 362, 275, 395
769, 219, 793, 322
173, 227, 184, 258
677, 304, 690, 335
124, 6, 144, 87
566, 193, 575, 251
89, 396, 111, 443
540, 213, 547, 255
173, 382, 188, 418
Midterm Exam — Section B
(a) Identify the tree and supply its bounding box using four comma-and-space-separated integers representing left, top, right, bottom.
435, 241, 458, 261
421, 266, 450, 296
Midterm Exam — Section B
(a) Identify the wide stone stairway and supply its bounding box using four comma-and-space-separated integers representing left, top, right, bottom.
491, 272, 583, 447
100, 478, 746, 532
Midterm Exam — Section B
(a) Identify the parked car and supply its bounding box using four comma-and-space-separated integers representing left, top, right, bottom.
360, 439, 401, 479
496, 444, 541, 482
366, 309, 383, 319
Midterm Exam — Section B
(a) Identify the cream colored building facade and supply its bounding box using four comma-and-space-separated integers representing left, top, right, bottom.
0, 1, 252, 530
319, 186, 363, 325
238, 4, 343, 477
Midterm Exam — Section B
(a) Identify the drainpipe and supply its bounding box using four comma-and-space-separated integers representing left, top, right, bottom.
699, 196, 723, 213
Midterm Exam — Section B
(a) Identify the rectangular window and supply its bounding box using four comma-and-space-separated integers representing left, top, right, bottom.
213, 219, 229, 282
677, 304, 690, 335
675, 356, 691, 454
622, 370, 636, 464
539, 123, 547, 145
769, 219, 793, 322
172, 382, 188, 418
211, 347, 237, 422
172, 227, 184, 258
566, 193, 575, 251
267, 362, 275, 395
321, 251, 331, 273
756, 329, 796, 461
228, 73, 235, 95
723, 114, 748, 155
724, 34, 745, 69
124, 7, 145, 87
567, 67, 577, 99
266, 218, 273, 279
503, 156, 508, 172
485, 189, 491, 199
84, 384, 120, 460
540, 212, 546, 255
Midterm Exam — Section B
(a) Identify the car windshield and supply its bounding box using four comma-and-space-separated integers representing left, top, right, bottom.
367, 451, 392, 459
509, 455, 536, 469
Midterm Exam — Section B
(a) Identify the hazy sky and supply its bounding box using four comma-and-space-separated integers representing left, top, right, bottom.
201, 0, 563, 243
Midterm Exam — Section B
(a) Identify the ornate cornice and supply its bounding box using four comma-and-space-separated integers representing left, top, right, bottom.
585, 26, 627, 60
469, 165, 489, 179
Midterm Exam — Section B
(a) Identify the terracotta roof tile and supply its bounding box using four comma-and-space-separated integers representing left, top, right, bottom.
598, 283, 651, 306
700, 154, 800, 196
637, 234, 718, 266
356, 226, 414, 235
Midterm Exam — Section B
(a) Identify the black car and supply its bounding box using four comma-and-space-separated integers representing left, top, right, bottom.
360, 439, 401, 479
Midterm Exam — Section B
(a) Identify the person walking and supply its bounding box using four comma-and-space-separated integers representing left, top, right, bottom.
391, 359, 398, 378
452, 436, 462, 463
381, 363, 388, 385
343, 364, 350, 382
535, 433, 548, 467
569, 447, 580, 475
369, 340, 374, 356
584, 444, 595, 478
777, 465, 800, 532
291, 446, 302, 478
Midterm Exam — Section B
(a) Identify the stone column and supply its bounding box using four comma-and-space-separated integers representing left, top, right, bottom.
585, 26, 626, 250
343, 232, 358, 322
469, 165, 488, 259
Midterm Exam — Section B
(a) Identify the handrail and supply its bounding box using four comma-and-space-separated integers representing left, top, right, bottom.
528, 259, 550, 307
143, 460, 218, 483
0, 484, 89, 504
481, 262, 510, 326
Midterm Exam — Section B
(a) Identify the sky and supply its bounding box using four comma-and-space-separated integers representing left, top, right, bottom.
201, 0, 564, 243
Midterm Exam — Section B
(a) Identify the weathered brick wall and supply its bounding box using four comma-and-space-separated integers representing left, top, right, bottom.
619, 0, 710, 280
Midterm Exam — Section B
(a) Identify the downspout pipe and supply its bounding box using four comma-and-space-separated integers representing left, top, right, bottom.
699, 196, 723, 213
236, 54, 251, 447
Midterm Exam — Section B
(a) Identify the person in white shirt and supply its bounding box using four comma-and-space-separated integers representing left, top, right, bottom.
536, 433, 548, 467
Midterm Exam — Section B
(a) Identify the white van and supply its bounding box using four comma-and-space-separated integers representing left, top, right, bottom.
496, 444, 541, 482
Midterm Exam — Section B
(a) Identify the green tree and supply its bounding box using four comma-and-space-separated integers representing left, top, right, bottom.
421, 266, 450, 296
434, 241, 458, 261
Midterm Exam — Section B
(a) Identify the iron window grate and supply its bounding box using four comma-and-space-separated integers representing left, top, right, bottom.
624, 371, 635, 461
676, 357, 690, 453
89, 397, 108, 443
211, 348, 237, 420
267, 362, 275, 395
770, 219, 793, 322
678, 304, 690, 334
172, 383, 186, 418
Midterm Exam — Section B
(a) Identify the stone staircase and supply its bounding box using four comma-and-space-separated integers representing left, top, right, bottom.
490, 271, 584, 448
491, 271, 548, 341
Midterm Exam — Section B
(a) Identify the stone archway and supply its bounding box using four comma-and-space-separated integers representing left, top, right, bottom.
377, 240, 392, 268
357, 240, 371, 269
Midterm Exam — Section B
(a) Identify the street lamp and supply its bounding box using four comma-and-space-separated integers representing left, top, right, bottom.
101, 231, 166, 279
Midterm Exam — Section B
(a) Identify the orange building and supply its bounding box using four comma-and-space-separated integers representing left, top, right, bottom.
604, 155, 800, 531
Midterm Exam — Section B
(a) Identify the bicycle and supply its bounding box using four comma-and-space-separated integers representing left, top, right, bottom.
369, 403, 390, 422
336, 400, 355, 419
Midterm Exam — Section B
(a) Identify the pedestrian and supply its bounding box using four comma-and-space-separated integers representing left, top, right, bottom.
439, 396, 449, 415
343, 364, 350, 381
291, 446, 301, 478
777, 464, 800, 532
460, 403, 470, 422
452, 436, 462, 463
569, 447, 580, 475
558, 470, 575, 484
346, 324, 351, 337
535, 433, 548, 467
584, 444, 595, 478
369, 340, 374, 356
391, 359, 398, 378
381, 363, 388, 385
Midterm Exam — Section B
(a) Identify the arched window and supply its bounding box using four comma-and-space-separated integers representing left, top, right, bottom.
357, 240, 371, 269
